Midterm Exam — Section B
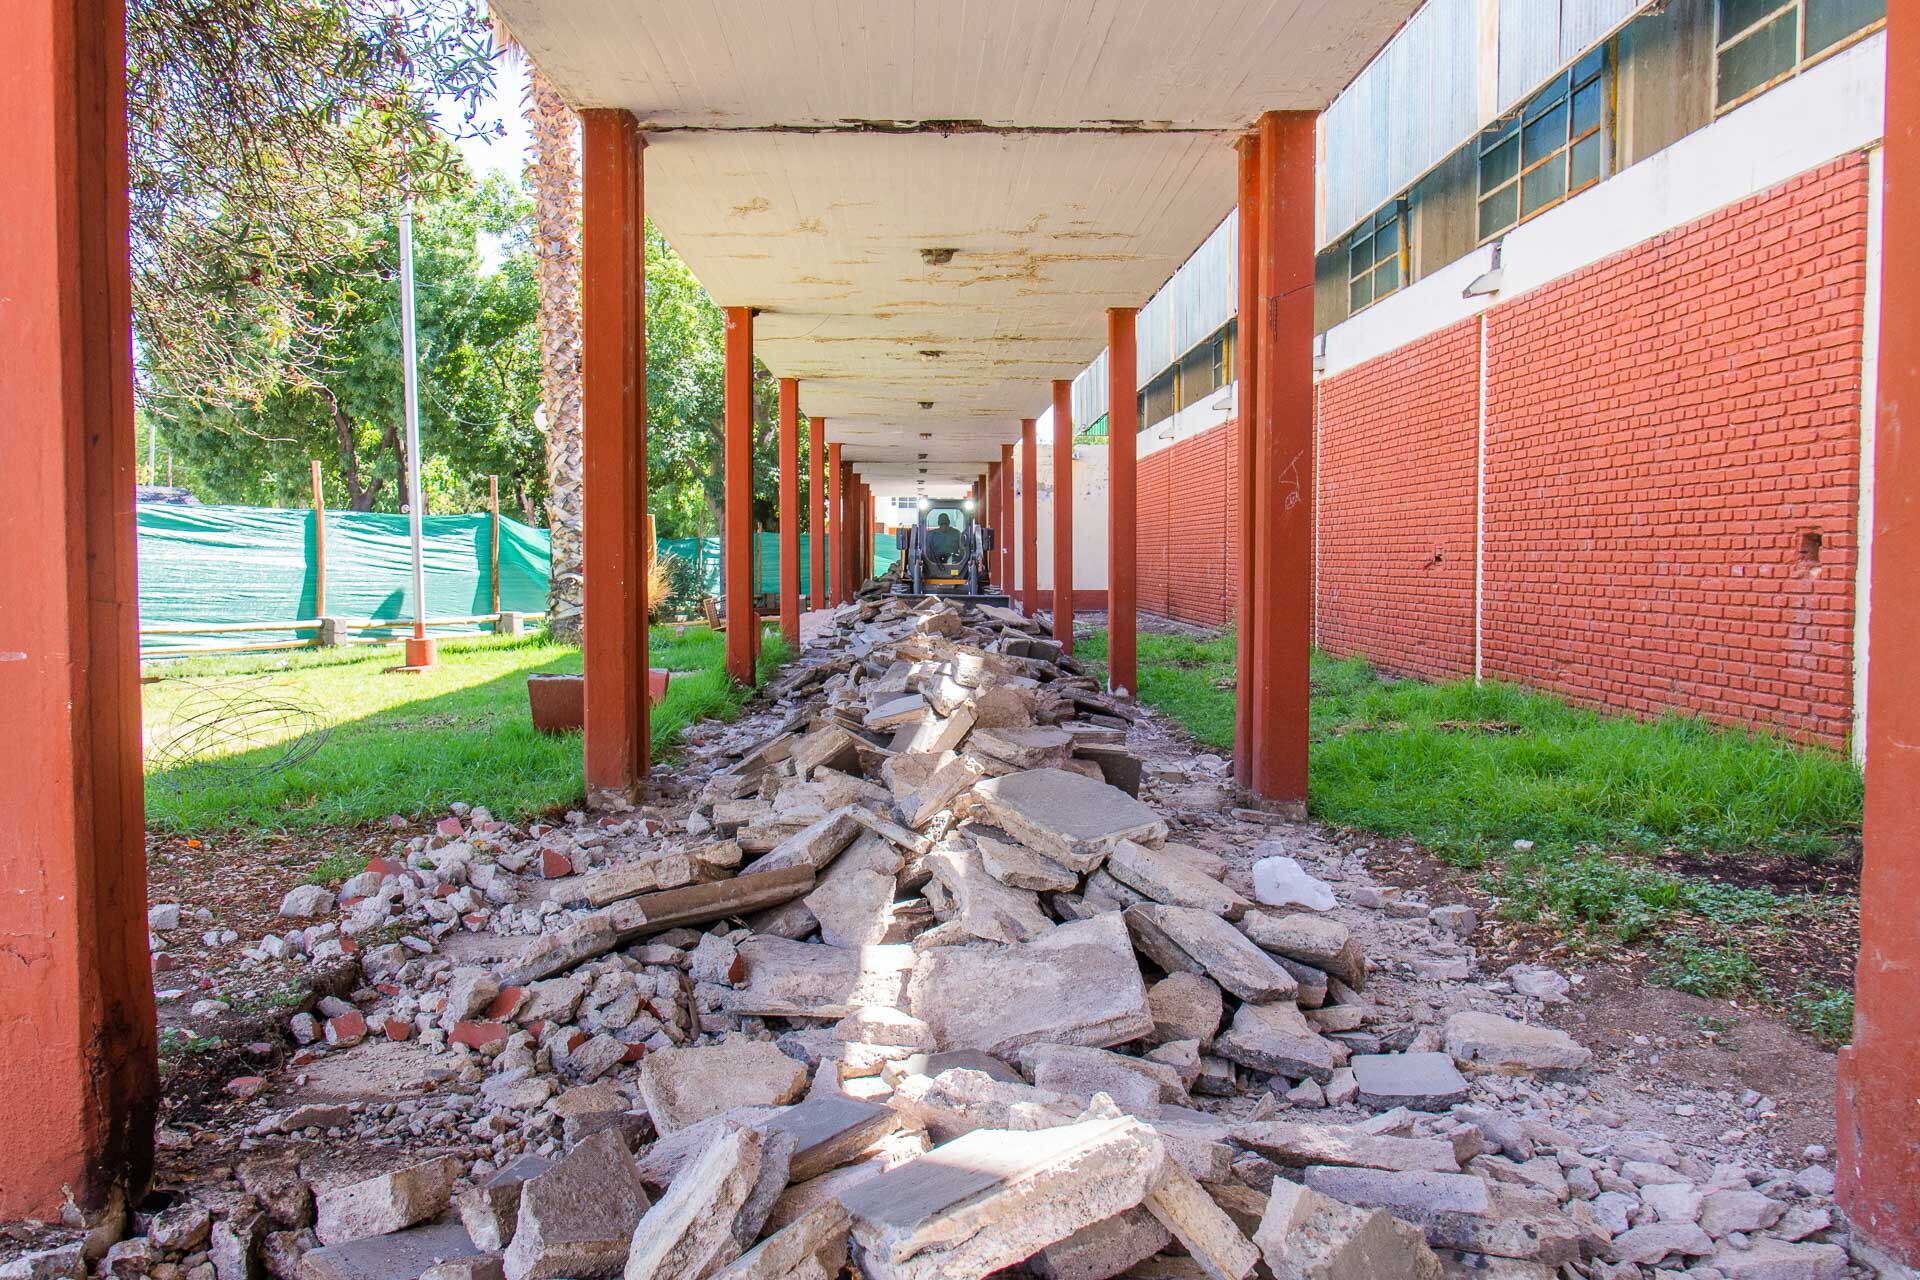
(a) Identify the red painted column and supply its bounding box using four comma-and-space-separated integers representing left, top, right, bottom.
1052, 379, 1075, 653
1021, 417, 1039, 614
828, 444, 845, 606
777, 377, 800, 646
809, 416, 827, 611
0, 0, 158, 1219
1232, 132, 1262, 791
999, 441, 1016, 591
1107, 307, 1139, 696
985, 459, 1000, 582
1838, 3, 1920, 1263
723, 306, 756, 684
1248, 111, 1316, 806
580, 111, 649, 799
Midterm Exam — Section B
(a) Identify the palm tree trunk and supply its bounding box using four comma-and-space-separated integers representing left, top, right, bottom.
526, 63, 585, 641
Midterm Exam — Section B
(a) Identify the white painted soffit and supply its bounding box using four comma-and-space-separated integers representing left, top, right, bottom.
493, 0, 1420, 460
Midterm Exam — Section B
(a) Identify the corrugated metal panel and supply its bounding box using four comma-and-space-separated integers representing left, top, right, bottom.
1322, 62, 1392, 240
1498, 0, 1567, 110
1561, 0, 1642, 60
1174, 212, 1238, 356
1385, 0, 1480, 210
1074, 350, 1108, 430
1137, 286, 1175, 383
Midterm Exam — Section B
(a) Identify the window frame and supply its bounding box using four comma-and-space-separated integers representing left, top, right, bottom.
1713, 0, 1886, 115
1476, 46, 1611, 245
1346, 197, 1409, 314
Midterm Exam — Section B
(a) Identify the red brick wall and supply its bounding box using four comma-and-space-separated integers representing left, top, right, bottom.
1315, 319, 1481, 680
1130, 155, 1868, 746
1481, 155, 1867, 745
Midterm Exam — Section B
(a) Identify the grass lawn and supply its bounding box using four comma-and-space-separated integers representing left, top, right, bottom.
1080, 627, 1863, 1037
143, 624, 790, 833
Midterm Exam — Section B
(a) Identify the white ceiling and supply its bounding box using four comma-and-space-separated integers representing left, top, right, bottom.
493, 0, 1418, 486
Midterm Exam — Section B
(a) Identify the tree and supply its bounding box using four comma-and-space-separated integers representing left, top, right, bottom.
126, 0, 497, 413
155, 177, 546, 515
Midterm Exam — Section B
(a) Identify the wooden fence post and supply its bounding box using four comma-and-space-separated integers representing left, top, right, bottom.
310, 460, 327, 618
488, 474, 501, 614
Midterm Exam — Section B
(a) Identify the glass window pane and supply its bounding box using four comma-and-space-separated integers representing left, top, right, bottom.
1719, 0, 1790, 41
1569, 133, 1604, 191
1522, 157, 1568, 217
1481, 135, 1520, 190
1522, 101, 1569, 163
1806, 0, 1885, 53
1574, 47, 1606, 85
1526, 73, 1570, 120
1481, 116, 1519, 150
1718, 12, 1797, 103
1374, 216, 1400, 259
1374, 258, 1400, 296
1349, 234, 1374, 279
1480, 186, 1519, 240
1349, 273, 1372, 310
1572, 79, 1604, 137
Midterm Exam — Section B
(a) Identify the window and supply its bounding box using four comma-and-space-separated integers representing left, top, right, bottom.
1715, 0, 1884, 111
1478, 48, 1609, 243
1137, 368, 1176, 431
1347, 200, 1407, 312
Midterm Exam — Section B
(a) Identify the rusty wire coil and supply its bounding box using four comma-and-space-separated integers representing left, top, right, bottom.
147, 679, 333, 788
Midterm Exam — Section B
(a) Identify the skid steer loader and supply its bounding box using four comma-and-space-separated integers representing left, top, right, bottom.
887, 496, 1010, 607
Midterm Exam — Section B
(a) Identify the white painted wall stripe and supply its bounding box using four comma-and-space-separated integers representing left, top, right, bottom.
1853, 144, 1884, 765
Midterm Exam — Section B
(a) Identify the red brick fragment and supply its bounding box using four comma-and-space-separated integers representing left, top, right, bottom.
450, 1020, 510, 1049
539, 847, 574, 879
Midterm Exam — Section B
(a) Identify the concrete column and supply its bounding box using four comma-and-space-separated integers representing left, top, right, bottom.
0, 0, 158, 1220
777, 377, 800, 645
1232, 133, 1262, 790
1107, 307, 1139, 696
828, 443, 845, 606
1248, 110, 1316, 806
723, 306, 756, 684
1838, 3, 1920, 1264
1021, 418, 1039, 614
1052, 379, 1075, 653
809, 415, 827, 611
999, 441, 1016, 592
580, 110, 649, 798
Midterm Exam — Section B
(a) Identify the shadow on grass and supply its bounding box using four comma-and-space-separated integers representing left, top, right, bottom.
146, 628, 791, 833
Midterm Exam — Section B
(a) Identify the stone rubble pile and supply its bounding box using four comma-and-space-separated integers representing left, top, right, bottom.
30, 597, 1862, 1280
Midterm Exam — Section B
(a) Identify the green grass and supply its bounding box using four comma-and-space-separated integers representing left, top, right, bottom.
1081, 627, 1863, 1014
144, 624, 791, 833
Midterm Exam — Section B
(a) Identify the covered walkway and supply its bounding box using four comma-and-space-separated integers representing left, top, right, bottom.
3, 0, 1919, 1265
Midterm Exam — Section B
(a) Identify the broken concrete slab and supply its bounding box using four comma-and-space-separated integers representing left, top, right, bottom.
502, 1129, 650, 1280
905, 755, 986, 828
1348, 1053, 1471, 1111
636, 1035, 810, 1133
760, 1095, 900, 1181
908, 913, 1153, 1055
888, 1068, 1083, 1142
1252, 1180, 1442, 1280
864, 694, 930, 730
456, 1153, 550, 1252
972, 769, 1168, 873
708, 1203, 851, 1280
841, 1115, 1170, 1280
970, 725, 1076, 769
1143, 1159, 1261, 1280
1105, 841, 1248, 918
1301, 1170, 1585, 1265
1126, 904, 1299, 1004
623, 1122, 797, 1280
1232, 1121, 1460, 1174
802, 832, 903, 949
1442, 1012, 1592, 1074
298, 1223, 486, 1280
1236, 912, 1367, 990
791, 726, 863, 778
314, 1156, 460, 1246
1214, 1000, 1339, 1083
926, 841, 1054, 942
727, 936, 916, 1018
1032, 1207, 1170, 1280
1147, 973, 1225, 1048
969, 825, 1079, 892
752, 809, 864, 875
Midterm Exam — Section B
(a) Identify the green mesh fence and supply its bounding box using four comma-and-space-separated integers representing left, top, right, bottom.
138, 506, 897, 655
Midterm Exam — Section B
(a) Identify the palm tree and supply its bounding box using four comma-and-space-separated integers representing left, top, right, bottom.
496, 27, 585, 640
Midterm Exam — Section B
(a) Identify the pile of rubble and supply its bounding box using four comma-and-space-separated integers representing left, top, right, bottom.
20, 597, 1862, 1280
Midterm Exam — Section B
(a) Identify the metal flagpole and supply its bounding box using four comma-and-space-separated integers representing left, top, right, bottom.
395, 199, 438, 671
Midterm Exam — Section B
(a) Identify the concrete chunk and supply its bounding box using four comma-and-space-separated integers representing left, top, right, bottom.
314, 1157, 460, 1246
971, 826, 1080, 892
298, 1223, 485, 1280
1232, 1122, 1460, 1174
1019, 1042, 1188, 1112
841, 1116, 1170, 1280
1348, 1053, 1470, 1111
1214, 999, 1338, 1084
1106, 841, 1248, 918
803, 832, 902, 949
708, 1204, 851, 1280
637, 1035, 810, 1133
754, 808, 863, 875
1147, 973, 1225, 1048
456, 1154, 550, 1252
970, 725, 1076, 769
1125, 904, 1299, 1004
908, 913, 1153, 1055
973, 769, 1168, 872
623, 1123, 797, 1280
1253, 1180, 1442, 1280
1442, 1012, 1592, 1074
889, 1068, 1083, 1142
927, 841, 1054, 942
1143, 1159, 1261, 1280
760, 1095, 900, 1181
503, 1130, 650, 1280
1236, 913, 1367, 990
728, 935, 916, 1018
1302, 1169, 1584, 1264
